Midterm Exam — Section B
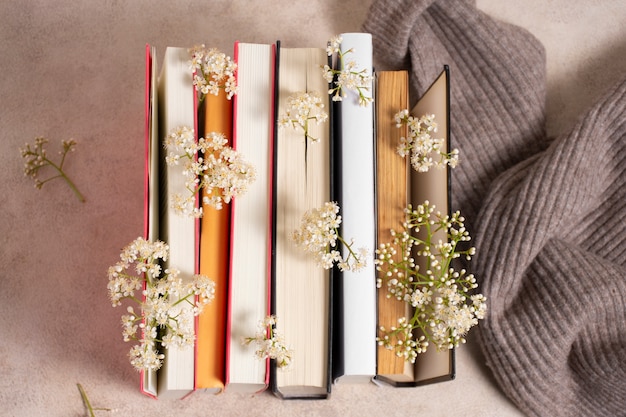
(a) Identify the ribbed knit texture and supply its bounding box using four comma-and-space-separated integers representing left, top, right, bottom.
363, 1, 626, 416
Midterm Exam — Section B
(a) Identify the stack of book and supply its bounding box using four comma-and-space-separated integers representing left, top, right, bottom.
141, 32, 453, 400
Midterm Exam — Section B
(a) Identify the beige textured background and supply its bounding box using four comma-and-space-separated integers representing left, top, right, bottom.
1, 1, 624, 416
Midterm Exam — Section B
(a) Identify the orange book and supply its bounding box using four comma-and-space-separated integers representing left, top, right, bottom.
374, 70, 411, 381
195, 91, 233, 393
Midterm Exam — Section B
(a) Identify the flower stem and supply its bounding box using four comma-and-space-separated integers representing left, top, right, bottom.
44, 156, 85, 202
77, 383, 96, 417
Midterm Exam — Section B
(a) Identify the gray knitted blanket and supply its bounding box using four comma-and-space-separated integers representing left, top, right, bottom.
363, 1, 626, 416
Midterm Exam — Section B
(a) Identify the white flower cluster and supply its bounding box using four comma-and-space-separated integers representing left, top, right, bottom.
164, 125, 256, 216
19, 136, 85, 202
107, 237, 216, 371
243, 315, 293, 370
323, 35, 374, 107
188, 45, 237, 99
394, 110, 459, 172
292, 201, 368, 272
374, 201, 486, 360
277, 92, 328, 142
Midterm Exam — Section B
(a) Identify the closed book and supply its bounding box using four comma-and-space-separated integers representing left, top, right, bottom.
373, 70, 413, 382
225, 42, 275, 393
154, 46, 199, 399
195, 88, 233, 393
332, 32, 377, 383
271, 42, 333, 399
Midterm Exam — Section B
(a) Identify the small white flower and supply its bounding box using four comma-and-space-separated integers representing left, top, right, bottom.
394, 111, 459, 172
323, 35, 373, 107
164, 127, 256, 217
375, 202, 484, 359
188, 45, 238, 99
292, 202, 368, 272
108, 237, 216, 372
243, 316, 293, 370
19, 136, 85, 201
278, 92, 328, 143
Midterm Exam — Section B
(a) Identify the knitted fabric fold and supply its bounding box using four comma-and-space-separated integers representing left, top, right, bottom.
364, 1, 626, 416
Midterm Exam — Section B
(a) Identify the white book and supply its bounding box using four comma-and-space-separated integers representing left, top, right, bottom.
333, 32, 377, 382
226, 42, 275, 393
155, 46, 198, 399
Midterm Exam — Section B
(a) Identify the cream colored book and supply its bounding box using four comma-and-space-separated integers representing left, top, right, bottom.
155, 46, 198, 399
271, 43, 332, 399
225, 41, 275, 393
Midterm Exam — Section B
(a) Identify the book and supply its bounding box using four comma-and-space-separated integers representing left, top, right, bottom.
408, 66, 455, 386
141, 43, 160, 399
373, 70, 413, 382
194, 88, 233, 393
270, 43, 333, 399
151, 46, 199, 399
375, 66, 455, 387
331, 32, 377, 383
225, 42, 275, 393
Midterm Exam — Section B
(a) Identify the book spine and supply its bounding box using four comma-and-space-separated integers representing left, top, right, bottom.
334, 33, 377, 380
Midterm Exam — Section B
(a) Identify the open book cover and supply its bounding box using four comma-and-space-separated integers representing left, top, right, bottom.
374, 66, 456, 387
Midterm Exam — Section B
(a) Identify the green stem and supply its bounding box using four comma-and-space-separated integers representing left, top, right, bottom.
77, 383, 96, 417
43, 156, 85, 203
336, 233, 358, 261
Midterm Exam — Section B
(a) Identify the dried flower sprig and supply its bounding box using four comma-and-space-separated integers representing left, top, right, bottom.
292, 201, 368, 272
278, 92, 328, 143
323, 35, 373, 106
375, 201, 486, 362
19, 136, 85, 202
394, 110, 459, 172
164, 126, 256, 217
243, 315, 293, 370
188, 45, 237, 101
107, 237, 216, 371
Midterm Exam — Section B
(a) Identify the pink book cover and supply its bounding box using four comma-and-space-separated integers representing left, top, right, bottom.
191, 64, 201, 394
143, 44, 151, 241
140, 43, 157, 399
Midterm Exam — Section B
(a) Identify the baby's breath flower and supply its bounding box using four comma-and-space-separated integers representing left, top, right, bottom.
108, 237, 216, 372
278, 92, 328, 143
292, 201, 368, 272
164, 126, 256, 217
375, 201, 485, 359
326, 35, 342, 57
188, 45, 237, 100
243, 315, 294, 370
394, 110, 459, 172
19, 136, 85, 202
323, 35, 373, 107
